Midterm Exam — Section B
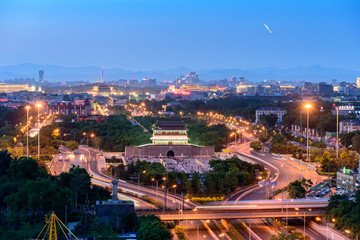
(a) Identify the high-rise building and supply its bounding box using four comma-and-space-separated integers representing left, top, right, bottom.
186, 72, 199, 84
101, 67, 104, 83
357, 77, 360, 88
128, 79, 139, 88
39, 70, 44, 83
318, 82, 333, 95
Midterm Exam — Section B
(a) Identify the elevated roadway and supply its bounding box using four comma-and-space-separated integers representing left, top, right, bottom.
51, 145, 196, 210
154, 210, 324, 221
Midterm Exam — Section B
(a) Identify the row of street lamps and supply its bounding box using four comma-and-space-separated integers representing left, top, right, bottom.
25, 104, 42, 159
304, 103, 340, 164
24, 104, 98, 159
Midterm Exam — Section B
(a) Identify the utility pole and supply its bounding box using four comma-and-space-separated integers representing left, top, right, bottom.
26, 106, 30, 158
300, 111, 303, 135
163, 177, 167, 210
305, 104, 311, 162
37, 104, 42, 160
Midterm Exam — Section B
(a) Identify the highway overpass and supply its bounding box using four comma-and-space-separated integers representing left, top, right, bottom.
150, 210, 324, 221
138, 198, 328, 222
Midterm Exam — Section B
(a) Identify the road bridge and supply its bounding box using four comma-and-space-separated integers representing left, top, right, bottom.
150, 210, 324, 221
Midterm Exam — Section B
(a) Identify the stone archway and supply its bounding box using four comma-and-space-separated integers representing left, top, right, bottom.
167, 150, 174, 158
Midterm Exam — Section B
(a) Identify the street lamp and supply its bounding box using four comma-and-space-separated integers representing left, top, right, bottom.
25, 106, 31, 158
327, 218, 336, 240
138, 170, 147, 188
90, 133, 95, 147
36, 103, 42, 160
151, 178, 160, 200
83, 132, 88, 146
163, 177, 167, 210
296, 208, 311, 239
305, 104, 311, 162
172, 184, 178, 210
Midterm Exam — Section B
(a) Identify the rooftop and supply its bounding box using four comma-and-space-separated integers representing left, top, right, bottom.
256, 107, 286, 111
341, 119, 360, 124
154, 121, 186, 130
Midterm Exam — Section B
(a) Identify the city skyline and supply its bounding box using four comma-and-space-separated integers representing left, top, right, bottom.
0, 0, 359, 70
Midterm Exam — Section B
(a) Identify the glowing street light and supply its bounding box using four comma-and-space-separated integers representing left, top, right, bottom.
138, 170, 147, 188
25, 106, 31, 158
36, 103, 42, 160
305, 104, 311, 162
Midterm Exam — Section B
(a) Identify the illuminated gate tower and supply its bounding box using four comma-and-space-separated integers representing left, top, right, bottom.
125, 120, 214, 159
151, 121, 188, 145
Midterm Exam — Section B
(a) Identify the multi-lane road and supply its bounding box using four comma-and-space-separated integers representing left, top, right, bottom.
50, 134, 330, 239
224, 135, 328, 240
50, 145, 196, 210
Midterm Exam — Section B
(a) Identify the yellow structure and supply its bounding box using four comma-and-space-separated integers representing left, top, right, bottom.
0, 83, 35, 93
90, 83, 115, 96
179, 84, 225, 92
36, 212, 78, 240
357, 77, 360, 88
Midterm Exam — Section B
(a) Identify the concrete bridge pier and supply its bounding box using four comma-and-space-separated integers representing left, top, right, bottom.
221, 219, 231, 230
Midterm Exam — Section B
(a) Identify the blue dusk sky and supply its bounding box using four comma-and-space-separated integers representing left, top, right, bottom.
0, 0, 359, 70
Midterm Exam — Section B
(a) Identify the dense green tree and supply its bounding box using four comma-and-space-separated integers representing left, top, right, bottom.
5, 178, 72, 213
287, 178, 313, 199
137, 215, 172, 240
58, 166, 92, 209
351, 134, 360, 152
250, 141, 262, 151
0, 150, 12, 175
65, 140, 78, 151
0, 151, 112, 238
259, 113, 278, 128
324, 191, 360, 237
175, 225, 187, 240
188, 172, 202, 196
7, 156, 48, 181
271, 233, 297, 240
271, 134, 288, 145
121, 212, 138, 232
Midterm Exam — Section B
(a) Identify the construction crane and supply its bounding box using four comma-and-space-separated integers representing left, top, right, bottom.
36, 212, 78, 240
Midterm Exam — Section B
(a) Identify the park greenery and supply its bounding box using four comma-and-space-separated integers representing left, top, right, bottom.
341, 131, 360, 152
74, 213, 172, 240
311, 148, 359, 173
108, 157, 264, 198
324, 191, 360, 238
286, 178, 313, 199
134, 116, 230, 151
0, 106, 60, 162
0, 150, 112, 239
0, 150, 172, 239
250, 141, 262, 151
271, 232, 309, 240
142, 98, 354, 137
42, 114, 151, 152
18, 114, 230, 155
259, 113, 278, 128
143, 97, 276, 122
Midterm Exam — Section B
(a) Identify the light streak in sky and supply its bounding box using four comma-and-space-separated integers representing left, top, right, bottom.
264, 24, 272, 34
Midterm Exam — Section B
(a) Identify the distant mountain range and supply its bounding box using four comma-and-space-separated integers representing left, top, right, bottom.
0, 63, 358, 83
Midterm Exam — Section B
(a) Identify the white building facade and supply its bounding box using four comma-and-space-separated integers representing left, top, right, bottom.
339, 119, 360, 134
255, 107, 287, 123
